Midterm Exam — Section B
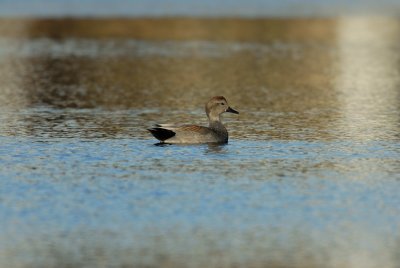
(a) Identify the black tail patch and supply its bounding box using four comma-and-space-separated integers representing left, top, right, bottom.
148, 128, 176, 141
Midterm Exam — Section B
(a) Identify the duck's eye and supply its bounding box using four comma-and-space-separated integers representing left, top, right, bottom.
220, 103, 225, 105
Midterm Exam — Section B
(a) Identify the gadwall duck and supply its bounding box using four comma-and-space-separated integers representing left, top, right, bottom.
148, 96, 239, 144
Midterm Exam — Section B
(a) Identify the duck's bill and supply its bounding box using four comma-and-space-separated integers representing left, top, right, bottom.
226, 107, 239, 114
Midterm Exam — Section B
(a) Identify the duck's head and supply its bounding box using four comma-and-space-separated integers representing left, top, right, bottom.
205, 96, 239, 121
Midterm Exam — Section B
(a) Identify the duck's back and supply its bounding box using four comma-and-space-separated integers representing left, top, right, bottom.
149, 124, 228, 144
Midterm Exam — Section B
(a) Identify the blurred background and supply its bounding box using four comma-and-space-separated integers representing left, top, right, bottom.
1, 0, 400, 17
1, 1, 400, 268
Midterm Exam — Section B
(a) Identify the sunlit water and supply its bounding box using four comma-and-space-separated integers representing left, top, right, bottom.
1, 18, 400, 268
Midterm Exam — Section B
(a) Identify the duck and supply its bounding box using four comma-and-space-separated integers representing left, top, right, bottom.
148, 96, 239, 144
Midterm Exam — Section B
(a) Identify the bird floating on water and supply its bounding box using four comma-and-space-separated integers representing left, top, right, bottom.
148, 96, 239, 144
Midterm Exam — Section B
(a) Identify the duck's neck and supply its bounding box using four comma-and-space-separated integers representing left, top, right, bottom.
208, 114, 226, 131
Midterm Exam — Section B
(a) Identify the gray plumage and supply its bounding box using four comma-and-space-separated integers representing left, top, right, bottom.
148, 96, 239, 144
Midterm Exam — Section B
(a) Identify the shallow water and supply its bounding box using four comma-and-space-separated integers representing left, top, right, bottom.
1, 18, 400, 268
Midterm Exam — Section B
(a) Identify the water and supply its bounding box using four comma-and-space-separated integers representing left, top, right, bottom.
1, 18, 400, 268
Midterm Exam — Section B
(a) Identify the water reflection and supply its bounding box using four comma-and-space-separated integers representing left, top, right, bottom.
0, 18, 338, 111
0, 108, 154, 139
335, 17, 400, 141
1, 18, 400, 268
0, 18, 398, 141
204, 143, 228, 154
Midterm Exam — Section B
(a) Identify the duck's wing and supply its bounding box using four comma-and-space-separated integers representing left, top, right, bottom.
155, 123, 178, 128
178, 125, 210, 134
149, 123, 213, 143
148, 124, 209, 142
154, 124, 208, 133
